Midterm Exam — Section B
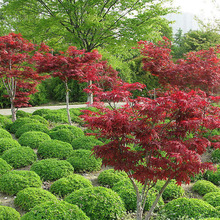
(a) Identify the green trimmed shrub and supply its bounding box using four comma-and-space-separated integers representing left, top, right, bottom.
0, 128, 12, 139
212, 149, 220, 163
14, 187, 57, 211
0, 206, 20, 220
18, 131, 51, 149
71, 136, 103, 150
44, 111, 68, 123
21, 200, 89, 220
98, 169, 128, 188
2, 147, 37, 168
8, 117, 40, 133
16, 110, 32, 118
112, 179, 164, 211
0, 170, 42, 195
159, 197, 220, 219
65, 186, 126, 220
0, 158, 12, 176
37, 139, 73, 159
155, 180, 185, 201
204, 165, 220, 186
30, 158, 74, 181
69, 108, 82, 116
192, 180, 220, 196
67, 149, 102, 172
203, 192, 220, 207
30, 115, 49, 126
49, 129, 76, 144
50, 174, 92, 197
51, 124, 84, 138
0, 138, 21, 155
0, 115, 12, 129
32, 109, 52, 117
15, 123, 49, 138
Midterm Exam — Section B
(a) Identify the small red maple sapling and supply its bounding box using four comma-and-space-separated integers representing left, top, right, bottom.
0, 33, 49, 121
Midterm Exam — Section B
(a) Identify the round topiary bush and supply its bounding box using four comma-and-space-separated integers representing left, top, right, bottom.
51, 124, 84, 138
0, 206, 20, 220
65, 186, 126, 220
30, 115, 49, 126
49, 129, 76, 144
203, 192, 220, 207
30, 158, 74, 181
32, 108, 52, 117
37, 139, 73, 159
155, 180, 185, 201
71, 135, 103, 151
112, 179, 164, 212
0, 158, 12, 176
44, 111, 68, 123
204, 165, 220, 186
50, 174, 92, 197
0, 128, 12, 139
16, 110, 32, 118
21, 200, 89, 220
18, 131, 51, 149
159, 197, 220, 219
15, 123, 49, 138
0, 115, 12, 129
2, 147, 37, 168
14, 187, 58, 211
67, 149, 102, 172
0, 170, 42, 195
211, 149, 220, 163
98, 169, 128, 188
0, 138, 21, 155
8, 117, 40, 133
192, 180, 220, 196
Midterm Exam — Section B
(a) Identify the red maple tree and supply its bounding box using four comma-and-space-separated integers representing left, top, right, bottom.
0, 33, 49, 121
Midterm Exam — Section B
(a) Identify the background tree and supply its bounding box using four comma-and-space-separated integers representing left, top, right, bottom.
0, 33, 49, 121
0, 0, 175, 52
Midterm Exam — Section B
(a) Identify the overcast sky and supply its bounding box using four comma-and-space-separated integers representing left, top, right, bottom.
171, 0, 220, 21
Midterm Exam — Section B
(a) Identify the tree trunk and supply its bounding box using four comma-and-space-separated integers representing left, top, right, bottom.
136, 197, 144, 220
144, 179, 171, 220
10, 99, 16, 122
65, 82, 72, 125
87, 80, 93, 107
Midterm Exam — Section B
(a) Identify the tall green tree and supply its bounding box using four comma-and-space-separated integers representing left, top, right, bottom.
1, 0, 175, 52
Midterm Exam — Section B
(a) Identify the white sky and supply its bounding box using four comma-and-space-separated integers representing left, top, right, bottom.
171, 0, 220, 20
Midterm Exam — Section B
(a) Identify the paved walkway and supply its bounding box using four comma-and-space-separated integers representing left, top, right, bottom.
0, 104, 87, 116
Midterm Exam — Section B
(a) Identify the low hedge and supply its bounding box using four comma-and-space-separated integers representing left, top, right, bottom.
192, 180, 220, 196
0, 115, 12, 129
51, 124, 84, 138
0, 170, 42, 195
50, 174, 92, 197
2, 146, 37, 168
71, 135, 103, 151
21, 201, 89, 220
8, 117, 40, 133
30, 158, 74, 181
211, 149, 220, 164
49, 129, 76, 144
44, 111, 68, 123
112, 179, 164, 212
14, 187, 57, 211
67, 149, 102, 172
155, 180, 185, 201
0, 128, 12, 139
15, 123, 49, 138
203, 192, 220, 207
18, 131, 51, 149
37, 139, 73, 159
204, 165, 220, 186
0, 158, 12, 176
0, 206, 20, 220
65, 186, 126, 220
159, 197, 220, 219
0, 138, 21, 155
98, 169, 128, 188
